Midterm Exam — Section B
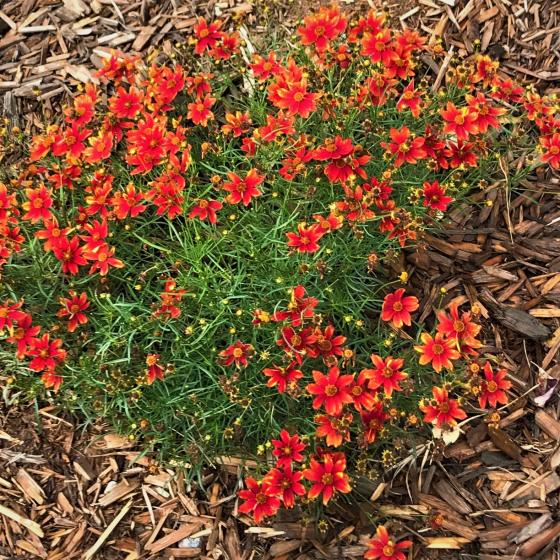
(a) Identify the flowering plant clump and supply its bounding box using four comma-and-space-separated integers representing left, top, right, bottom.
0, 2, 556, 541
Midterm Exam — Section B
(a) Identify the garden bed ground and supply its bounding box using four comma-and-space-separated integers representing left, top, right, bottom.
1, 0, 560, 558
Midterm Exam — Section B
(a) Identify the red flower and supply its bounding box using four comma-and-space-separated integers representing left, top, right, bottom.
324, 152, 370, 184
365, 355, 407, 398
479, 361, 511, 409
422, 181, 453, 212
264, 467, 305, 508
381, 288, 419, 329
541, 133, 560, 169
146, 353, 165, 384
223, 169, 264, 206
22, 185, 53, 223
276, 326, 318, 363
111, 183, 146, 220
272, 429, 306, 468
238, 477, 280, 523
440, 102, 479, 140
251, 52, 281, 81
436, 303, 481, 343
384, 126, 427, 167
187, 95, 216, 126
35, 217, 69, 253
313, 135, 354, 161
84, 243, 124, 276
414, 332, 460, 372
396, 80, 423, 117
306, 366, 354, 416
221, 111, 252, 137
365, 525, 412, 560
303, 453, 351, 505
81, 219, 108, 251
153, 278, 187, 320
41, 369, 63, 392
193, 18, 223, 54
188, 199, 223, 224
146, 171, 185, 218
361, 29, 397, 66
278, 83, 318, 118
349, 370, 377, 411
466, 92, 505, 133
297, 5, 347, 52
360, 399, 389, 444
7, 313, 40, 358
28, 334, 67, 372
272, 285, 318, 326
315, 413, 352, 447
420, 386, 466, 427
312, 324, 346, 361
0, 300, 26, 332
57, 291, 89, 333
52, 123, 91, 159
210, 32, 239, 60
109, 87, 143, 120
286, 223, 324, 253
219, 340, 254, 368
263, 362, 303, 394
53, 236, 88, 275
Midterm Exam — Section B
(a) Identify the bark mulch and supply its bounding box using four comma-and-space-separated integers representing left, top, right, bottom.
1, 0, 560, 559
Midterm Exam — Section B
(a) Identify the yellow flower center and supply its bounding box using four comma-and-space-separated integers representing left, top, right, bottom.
325, 384, 338, 397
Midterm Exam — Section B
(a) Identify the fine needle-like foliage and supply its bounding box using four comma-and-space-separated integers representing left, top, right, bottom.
1, 3, 558, 541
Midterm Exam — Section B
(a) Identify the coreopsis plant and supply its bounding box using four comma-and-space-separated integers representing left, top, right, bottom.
0, 3, 557, 543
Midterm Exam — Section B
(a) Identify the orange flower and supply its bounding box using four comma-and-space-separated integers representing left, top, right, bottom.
420, 386, 466, 427
251, 52, 281, 81
361, 29, 397, 66
278, 83, 318, 119
221, 111, 252, 137
381, 288, 419, 329
479, 361, 511, 409
28, 334, 66, 372
466, 92, 506, 133
111, 183, 146, 220
414, 332, 460, 372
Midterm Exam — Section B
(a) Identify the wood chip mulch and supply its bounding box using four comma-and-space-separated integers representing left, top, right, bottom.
1, 0, 560, 559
